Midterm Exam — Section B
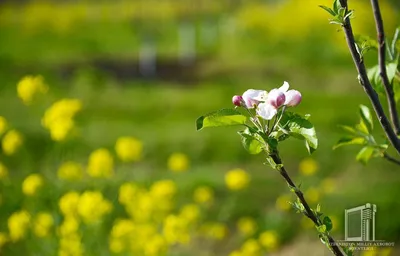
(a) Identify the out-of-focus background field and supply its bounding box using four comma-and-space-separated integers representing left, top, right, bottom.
0, 0, 399, 255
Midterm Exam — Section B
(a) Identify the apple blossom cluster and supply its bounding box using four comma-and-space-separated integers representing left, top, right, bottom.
232, 82, 302, 120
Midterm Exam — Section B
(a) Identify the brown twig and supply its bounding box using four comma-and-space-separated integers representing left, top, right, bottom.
270, 153, 344, 256
338, 0, 400, 155
370, 0, 400, 135
383, 152, 400, 165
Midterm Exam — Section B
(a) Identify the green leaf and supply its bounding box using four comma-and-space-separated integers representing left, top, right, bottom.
196, 108, 247, 130
280, 112, 318, 154
316, 204, 321, 213
356, 146, 375, 165
323, 216, 333, 232
333, 136, 365, 149
367, 62, 398, 95
238, 130, 264, 155
359, 105, 373, 132
319, 5, 336, 16
316, 224, 327, 233
338, 125, 359, 136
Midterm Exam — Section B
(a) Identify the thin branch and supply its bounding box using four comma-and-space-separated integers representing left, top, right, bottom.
338, 0, 400, 155
383, 152, 400, 165
270, 153, 344, 256
370, 0, 400, 135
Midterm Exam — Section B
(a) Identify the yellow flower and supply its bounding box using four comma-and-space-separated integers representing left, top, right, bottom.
33, 212, 54, 237
276, 194, 291, 211
225, 168, 250, 191
109, 238, 124, 254
58, 217, 80, 236
150, 180, 177, 199
22, 173, 44, 196
110, 219, 135, 239
167, 152, 190, 172
77, 191, 112, 223
320, 178, 337, 194
179, 204, 201, 223
304, 187, 320, 204
118, 182, 139, 205
8, 210, 31, 241
87, 148, 114, 178
193, 186, 214, 204
41, 98, 81, 141
259, 230, 278, 251
58, 232, 84, 256
163, 214, 190, 245
59, 191, 80, 217
58, 161, 83, 181
237, 217, 257, 236
241, 238, 262, 256
299, 157, 318, 176
0, 162, 9, 180
0, 232, 8, 249
17, 75, 48, 105
143, 235, 167, 256
2, 129, 23, 156
200, 222, 228, 240
115, 136, 143, 162
0, 116, 8, 136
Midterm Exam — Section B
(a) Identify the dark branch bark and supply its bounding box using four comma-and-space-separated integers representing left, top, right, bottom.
383, 153, 400, 165
270, 153, 344, 256
370, 0, 400, 135
338, 0, 400, 155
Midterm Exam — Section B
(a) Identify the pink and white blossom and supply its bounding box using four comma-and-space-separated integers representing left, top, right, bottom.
242, 89, 267, 109
232, 95, 243, 107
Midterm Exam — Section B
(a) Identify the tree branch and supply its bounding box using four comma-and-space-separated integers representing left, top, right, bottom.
270, 153, 344, 256
383, 152, 400, 165
370, 0, 400, 135
338, 0, 400, 155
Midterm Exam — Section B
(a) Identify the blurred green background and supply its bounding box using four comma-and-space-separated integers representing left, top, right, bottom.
0, 0, 399, 255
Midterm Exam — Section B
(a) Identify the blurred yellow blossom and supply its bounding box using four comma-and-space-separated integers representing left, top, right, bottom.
241, 238, 262, 256
33, 212, 54, 237
58, 217, 80, 236
225, 168, 250, 191
115, 136, 143, 162
22, 173, 44, 196
276, 194, 292, 211
17, 75, 48, 105
167, 152, 190, 172
299, 157, 318, 176
7, 210, 31, 241
118, 182, 139, 205
2, 129, 23, 156
59, 191, 80, 216
109, 238, 124, 254
110, 219, 135, 239
0, 116, 8, 136
200, 222, 227, 240
259, 230, 278, 251
59, 232, 84, 256
179, 204, 200, 223
320, 178, 337, 194
57, 161, 83, 181
237, 217, 257, 236
304, 187, 320, 204
87, 148, 114, 178
0, 232, 8, 249
42, 98, 82, 141
163, 214, 190, 245
144, 235, 167, 256
150, 180, 177, 199
193, 186, 214, 204
0, 162, 8, 180
77, 190, 112, 223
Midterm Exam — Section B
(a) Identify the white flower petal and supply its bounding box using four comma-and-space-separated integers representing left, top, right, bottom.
242, 89, 266, 108
257, 103, 278, 120
279, 81, 290, 92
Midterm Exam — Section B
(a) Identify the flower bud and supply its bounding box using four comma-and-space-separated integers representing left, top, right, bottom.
284, 90, 302, 107
266, 89, 285, 108
232, 95, 243, 107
